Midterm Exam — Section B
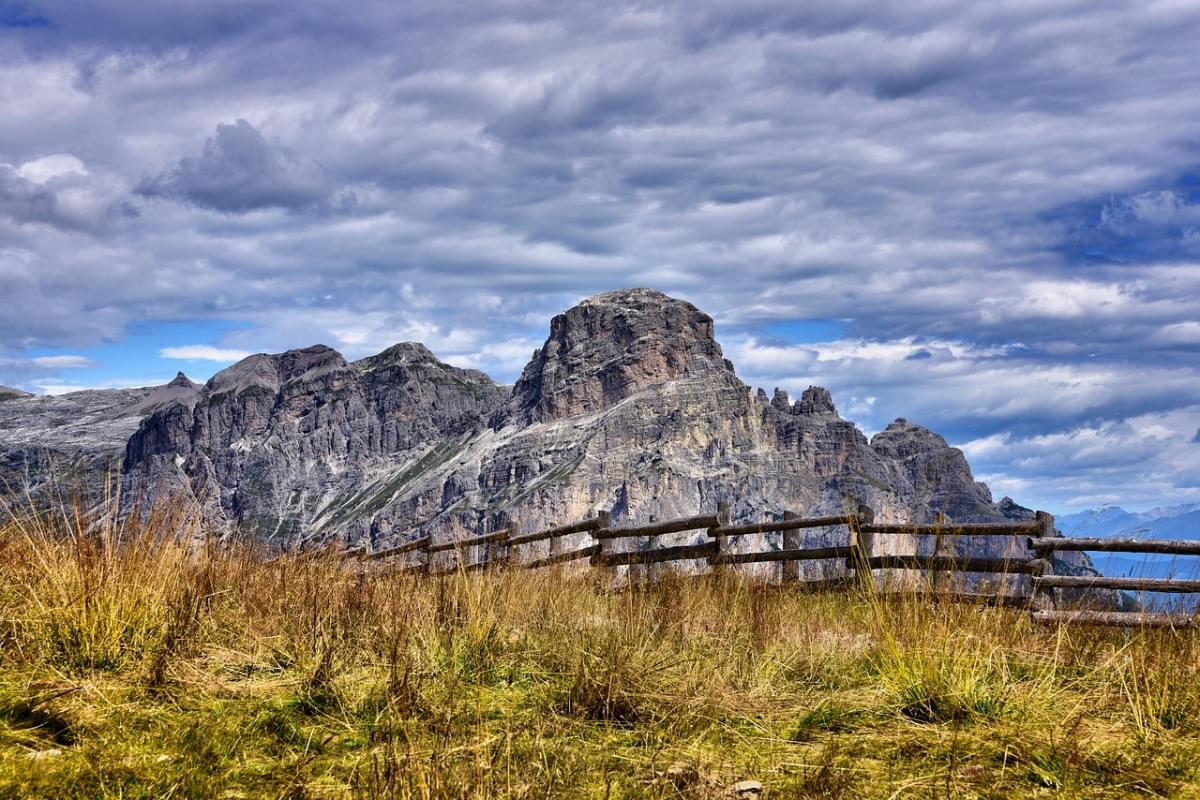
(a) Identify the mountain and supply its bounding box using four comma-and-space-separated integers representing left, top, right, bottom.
0, 373, 200, 501
1056, 504, 1200, 588
1057, 504, 1200, 540
0, 385, 33, 401
123, 344, 508, 543
114, 288, 1096, 586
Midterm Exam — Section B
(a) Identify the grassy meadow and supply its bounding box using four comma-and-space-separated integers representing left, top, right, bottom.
1, 498, 1199, 798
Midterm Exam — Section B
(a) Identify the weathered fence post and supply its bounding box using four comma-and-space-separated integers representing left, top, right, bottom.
850, 504, 875, 586
590, 509, 615, 578
1031, 511, 1056, 611
490, 529, 510, 571
549, 520, 564, 563
641, 514, 658, 583
421, 537, 433, 577
709, 502, 731, 577
780, 510, 800, 583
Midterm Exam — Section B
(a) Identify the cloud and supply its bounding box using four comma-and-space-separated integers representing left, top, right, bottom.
30, 354, 93, 368
1, 0, 1199, 510
137, 119, 334, 213
17, 154, 86, 183
160, 345, 253, 362
0, 155, 132, 231
961, 406, 1200, 510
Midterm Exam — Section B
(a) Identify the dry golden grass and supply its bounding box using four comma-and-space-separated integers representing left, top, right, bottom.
1, 496, 1198, 798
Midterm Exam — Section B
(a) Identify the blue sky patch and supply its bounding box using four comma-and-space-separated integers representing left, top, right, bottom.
0, 2, 49, 28
760, 319, 847, 344
1050, 170, 1200, 265
8, 319, 255, 392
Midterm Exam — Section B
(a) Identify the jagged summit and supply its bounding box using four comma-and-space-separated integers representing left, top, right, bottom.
362, 342, 440, 366
499, 287, 734, 426
797, 386, 837, 416
756, 386, 839, 417
167, 371, 197, 388
871, 418, 949, 454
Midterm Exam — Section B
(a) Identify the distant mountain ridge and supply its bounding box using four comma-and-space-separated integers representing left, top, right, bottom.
1057, 504, 1200, 540
100, 288, 1099, 589
0, 373, 201, 498
1057, 505, 1200, 589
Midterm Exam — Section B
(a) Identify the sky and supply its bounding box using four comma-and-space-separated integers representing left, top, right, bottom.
1, 0, 1199, 514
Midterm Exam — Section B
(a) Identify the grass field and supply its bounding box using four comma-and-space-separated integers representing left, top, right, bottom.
1, 499, 1199, 798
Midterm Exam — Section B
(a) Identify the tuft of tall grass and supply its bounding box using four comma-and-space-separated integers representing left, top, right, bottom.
3, 490, 214, 675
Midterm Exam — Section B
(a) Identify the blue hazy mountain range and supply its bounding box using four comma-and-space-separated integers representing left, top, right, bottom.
1056, 505, 1200, 607
1056, 504, 1200, 540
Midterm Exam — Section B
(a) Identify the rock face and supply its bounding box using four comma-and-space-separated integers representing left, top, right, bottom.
0, 373, 200, 500
123, 343, 508, 545
114, 289, 1085, 588
498, 288, 731, 426
0, 385, 32, 402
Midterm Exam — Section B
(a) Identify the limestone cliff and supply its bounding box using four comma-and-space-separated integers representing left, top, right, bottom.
122, 343, 508, 545
118, 288, 1073, 588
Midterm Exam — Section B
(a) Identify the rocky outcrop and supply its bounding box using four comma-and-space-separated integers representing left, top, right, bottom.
498, 288, 732, 426
0, 374, 200, 501
123, 343, 508, 545
869, 418, 996, 521
0, 385, 32, 402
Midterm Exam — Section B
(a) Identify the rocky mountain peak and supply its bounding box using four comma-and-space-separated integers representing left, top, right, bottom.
871, 417, 949, 455
0, 384, 32, 401
167, 372, 197, 389
870, 417, 994, 520
364, 342, 439, 366
498, 287, 734, 426
207, 345, 348, 396
796, 386, 837, 416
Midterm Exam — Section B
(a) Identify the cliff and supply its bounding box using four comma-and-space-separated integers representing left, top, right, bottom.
116, 289, 1079, 586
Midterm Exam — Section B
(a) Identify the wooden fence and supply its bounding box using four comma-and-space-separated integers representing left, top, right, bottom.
351, 505, 1200, 629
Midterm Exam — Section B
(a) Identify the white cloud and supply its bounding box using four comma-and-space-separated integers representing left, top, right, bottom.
31, 355, 94, 369
17, 154, 88, 184
160, 345, 252, 362
444, 337, 543, 377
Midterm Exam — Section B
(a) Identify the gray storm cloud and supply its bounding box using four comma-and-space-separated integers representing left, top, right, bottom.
1, 0, 1199, 509
137, 119, 333, 213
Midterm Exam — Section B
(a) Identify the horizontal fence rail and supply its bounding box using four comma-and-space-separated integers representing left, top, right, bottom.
594, 540, 719, 567
426, 529, 509, 554
861, 522, 1042, 536
594, 513, 721, 540
349, 502, 1199, 629
1032, 610, 1196, 628
508, 517, 605, 547
711, 545, 854, 566
1035, 576, 1200, 593
708, 514, 853, 537
524, 544, 600, 569
1029, 537, 1200, 556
